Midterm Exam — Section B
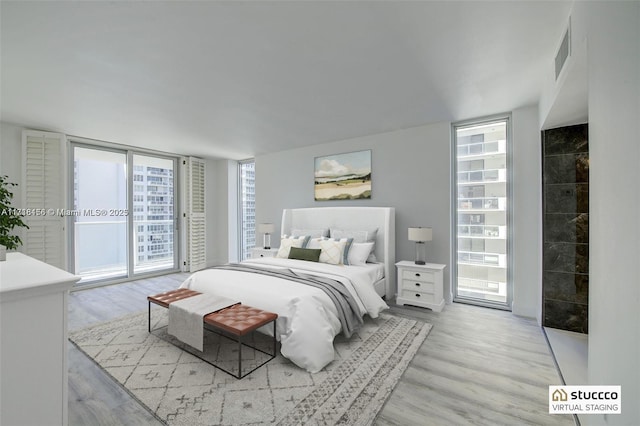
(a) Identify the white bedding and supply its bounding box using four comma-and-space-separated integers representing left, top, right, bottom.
179, 257, 388, 372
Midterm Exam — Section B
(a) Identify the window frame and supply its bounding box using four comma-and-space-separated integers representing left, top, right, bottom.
68, 138, 181, 288
451, 114, 513, 310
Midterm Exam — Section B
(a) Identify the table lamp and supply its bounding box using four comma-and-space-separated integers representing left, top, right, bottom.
408, 227, 432, 265
258, 223, 276, 249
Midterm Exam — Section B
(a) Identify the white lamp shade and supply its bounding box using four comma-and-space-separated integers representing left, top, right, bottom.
258, 223, 276, 234
408, 227, 432, 242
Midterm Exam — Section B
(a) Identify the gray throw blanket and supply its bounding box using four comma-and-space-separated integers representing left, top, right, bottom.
210, 263, 363, 338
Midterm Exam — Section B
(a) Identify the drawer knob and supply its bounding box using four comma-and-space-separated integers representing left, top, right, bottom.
415, 273, 421, 277
415, 293, 421, 297
415, 283, 421, 287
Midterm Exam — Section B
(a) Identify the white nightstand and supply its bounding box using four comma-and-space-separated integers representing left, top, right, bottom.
250, 247, 279, 258
395, 261, 446, 312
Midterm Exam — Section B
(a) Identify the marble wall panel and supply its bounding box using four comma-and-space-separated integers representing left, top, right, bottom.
545, 183, 589, 214
543, 242, 589, 274
543, 124, 588, 156
544, 153, 589, 184
544, 300, 588, 333
544, 213, 589, 244
542, 123, 588, 334
543, 271, 589, 304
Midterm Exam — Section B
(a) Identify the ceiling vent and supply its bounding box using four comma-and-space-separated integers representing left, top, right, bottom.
555, 21, 571, 80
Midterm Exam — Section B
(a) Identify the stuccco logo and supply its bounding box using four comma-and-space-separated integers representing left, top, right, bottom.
549, 386, 621, 414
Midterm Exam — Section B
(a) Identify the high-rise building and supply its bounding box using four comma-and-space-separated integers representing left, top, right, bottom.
239, 160, 256, 260
132, 164, 174, 269
455, 121, 508, 304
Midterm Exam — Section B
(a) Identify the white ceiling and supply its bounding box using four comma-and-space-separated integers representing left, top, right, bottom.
1, 1, 572, 160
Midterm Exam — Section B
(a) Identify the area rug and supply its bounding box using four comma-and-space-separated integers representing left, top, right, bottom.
69, 309, 431, 425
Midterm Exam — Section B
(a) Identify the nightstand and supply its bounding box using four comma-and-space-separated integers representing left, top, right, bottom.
250, 247, 279, 258
395, 261, 446, 312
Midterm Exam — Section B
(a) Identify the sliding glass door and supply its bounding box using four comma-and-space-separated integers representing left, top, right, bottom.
71, 144, 178, 284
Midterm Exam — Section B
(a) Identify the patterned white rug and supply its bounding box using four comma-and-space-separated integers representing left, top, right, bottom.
69, 309, 431, 425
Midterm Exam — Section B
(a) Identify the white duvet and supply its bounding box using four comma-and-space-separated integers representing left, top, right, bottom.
179, 257, 388, 373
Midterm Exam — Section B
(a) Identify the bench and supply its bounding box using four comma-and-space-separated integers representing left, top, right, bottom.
147, 288, 278, 379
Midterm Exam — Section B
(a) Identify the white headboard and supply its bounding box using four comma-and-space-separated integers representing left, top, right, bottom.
281, 207, 396, 300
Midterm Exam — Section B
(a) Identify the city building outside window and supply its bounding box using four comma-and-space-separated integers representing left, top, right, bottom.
453, 117, 511, 308
239, 159, 256, 260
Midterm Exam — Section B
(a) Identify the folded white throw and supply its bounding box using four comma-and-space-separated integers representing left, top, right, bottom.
168, 294, 239, 351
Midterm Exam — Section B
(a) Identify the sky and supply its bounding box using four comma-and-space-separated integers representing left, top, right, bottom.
314, 150, 371, 178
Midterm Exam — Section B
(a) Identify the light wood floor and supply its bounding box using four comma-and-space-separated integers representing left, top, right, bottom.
68, 273, 576, 426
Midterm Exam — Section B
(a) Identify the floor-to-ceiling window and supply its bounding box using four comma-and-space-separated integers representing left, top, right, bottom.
453, 117, 511, 308
238, 159, 255, 260
71, 143, 178, 284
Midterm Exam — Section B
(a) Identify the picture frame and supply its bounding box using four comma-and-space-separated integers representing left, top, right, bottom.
314, 150, 371, 201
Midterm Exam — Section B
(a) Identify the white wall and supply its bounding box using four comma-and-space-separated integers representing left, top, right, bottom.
511, 105, 543, 320
204, 157, 231, 267
585, 2, 639, 425
538, 1, 588, 131
0, 122, 25, 197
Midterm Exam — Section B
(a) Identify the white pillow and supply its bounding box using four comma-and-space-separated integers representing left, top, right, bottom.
330, 228, 378, 262
276, 236, 309, 258
347, 242, 375, 266
306, 237, 323, 250
319, 238, 349, 265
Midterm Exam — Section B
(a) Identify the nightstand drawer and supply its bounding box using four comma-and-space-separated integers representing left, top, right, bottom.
250, 248, 278, 258
400, 290, 435, 304
395, 261, 446, 312
401, 269, 434, 283
401, 279, 434, 294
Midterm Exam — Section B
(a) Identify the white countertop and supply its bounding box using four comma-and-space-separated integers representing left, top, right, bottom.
0, 252, 79, 301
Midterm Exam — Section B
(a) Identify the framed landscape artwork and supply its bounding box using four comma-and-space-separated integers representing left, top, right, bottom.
314, 150, 372, 201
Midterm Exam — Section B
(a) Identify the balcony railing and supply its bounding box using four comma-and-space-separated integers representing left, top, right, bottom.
458, 225, 506, 239
457, 251, 506, 267
146, 168, 171, 176
74, 219, 174, 281
458, 197, 506, 211
457, 277, 507, 301
74, 221, 127, 280
457, 139, 506, 158
457, 168, 506, 184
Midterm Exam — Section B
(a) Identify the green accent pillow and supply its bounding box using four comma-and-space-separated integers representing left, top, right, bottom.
288, 247, 322, 262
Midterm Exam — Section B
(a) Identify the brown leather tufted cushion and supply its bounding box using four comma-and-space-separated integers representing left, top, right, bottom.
148, 288, 201, 308
205, 304, 278, 336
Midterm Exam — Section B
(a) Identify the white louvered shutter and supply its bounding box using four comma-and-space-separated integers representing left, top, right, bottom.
183, 157, 206, 272
21, 130, 67, 269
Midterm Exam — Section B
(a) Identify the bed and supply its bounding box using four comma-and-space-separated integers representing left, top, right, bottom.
179, 206, 396, 373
